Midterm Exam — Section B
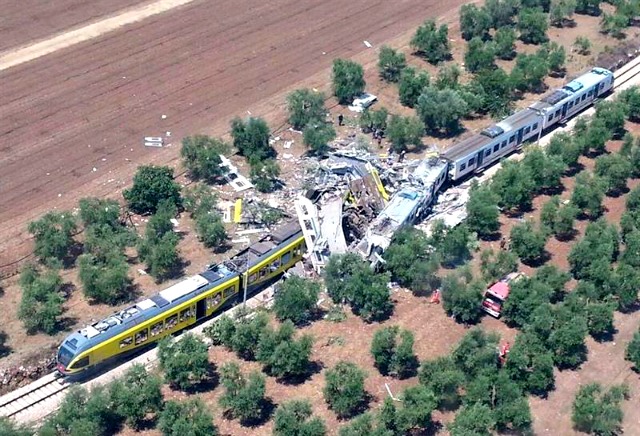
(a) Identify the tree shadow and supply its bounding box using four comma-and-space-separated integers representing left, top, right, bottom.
60, 282, 76, 300
335, 392, 374, 421
62, 241, 85, 269
396, 357, 420, 380
520, 251, 551, 268
478, 231, 503, 242
592, 327, 617, 343
605, 185, 630, 198
564, 162, 585, 178
58, 315, 79, 332
233, 397, 276, 428
0, 331, 11, 358
185, 364, 219, 394
619, 301, 640, 314
276, 360, 324, 386
555, 229, 578, 243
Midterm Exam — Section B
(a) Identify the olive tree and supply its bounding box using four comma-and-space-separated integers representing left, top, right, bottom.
158, 398, 217, 436
411, 20, 451, 64
370, 326, 418, 378
28, 211, 77, 265
123, 165, 181, 214
510, 220, 548, 265
109, 364, 163, 430
626, 330, 640, 370
572, 383, 629, 435
180, 135, 229, 183
230, 116, 274, 161
274, 400, 326, 436
323, 361, 367, 418
287, 88, 326, 130
273, 276, 320, 325
386, 114, 424, 153
332, 59, 366, 104
158, 334, 211, 391
219, 362, 267, 425
18, 265, 64, 335
378, 46, 406, 82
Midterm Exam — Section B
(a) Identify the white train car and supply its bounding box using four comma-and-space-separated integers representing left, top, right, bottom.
443, 67, 614, 182
530, 67, 614, 130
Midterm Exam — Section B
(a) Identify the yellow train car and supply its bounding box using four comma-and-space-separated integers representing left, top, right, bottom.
57, 222, 304, 376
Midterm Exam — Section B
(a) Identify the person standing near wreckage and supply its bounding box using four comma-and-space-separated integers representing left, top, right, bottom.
338, 114, 344, 126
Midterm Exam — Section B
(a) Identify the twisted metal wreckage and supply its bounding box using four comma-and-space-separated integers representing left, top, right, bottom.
294, 149, 470, 272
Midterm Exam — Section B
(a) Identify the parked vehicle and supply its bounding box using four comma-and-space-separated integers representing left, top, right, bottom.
481, 272, 526, 318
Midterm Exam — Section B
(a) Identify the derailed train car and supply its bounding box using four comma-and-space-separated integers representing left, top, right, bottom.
357, 67, 614, 264
56, 222, 304, 376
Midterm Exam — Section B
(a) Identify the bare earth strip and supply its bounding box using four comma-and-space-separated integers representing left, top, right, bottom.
0, 0, 201, 71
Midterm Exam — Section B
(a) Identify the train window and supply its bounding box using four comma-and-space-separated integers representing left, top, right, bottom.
119, 337, 133, 348
524, 127, 531, 135
270, 258, 281, 272
493, 144, 499, 152
582, 94, 586, 101
460, 163, 466, 171
207, 293, 222, 310
468, 157, 475, 166
248, 273, 257, 284
135, 329, 148, 345
166, 314, 178, 329
533, 123, 538, 131
180, 308, 193, 322
484, 149, 491, 157
501, 141, 507, 149
282, 251, 292, 265
555, 110, 561, 117
224, 285, 237, 298
568, 102, 573, 109
509, 135, 515, 143
70, 356, 89, 369
548, 114, 553, 122
150, 321, 164, 336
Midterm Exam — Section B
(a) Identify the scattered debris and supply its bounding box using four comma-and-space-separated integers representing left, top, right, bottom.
364, 40, 372, 48
231, 237, 251, 244
161, 114, 167, 119
219, 155, 254, 192
137, 269, 147, 275
170, 218, 179, 227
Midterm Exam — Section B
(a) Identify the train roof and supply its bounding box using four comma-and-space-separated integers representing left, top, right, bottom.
61, 221, 302, 355
530, 67, 613, 112
496, 108, 539, 132
441, 132, 494, 162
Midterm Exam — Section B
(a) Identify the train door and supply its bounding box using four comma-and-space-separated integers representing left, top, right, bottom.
516, 128, 524, 145
561, 102, 568, 118
476, 149, 484, 167
196, 299, 207, 320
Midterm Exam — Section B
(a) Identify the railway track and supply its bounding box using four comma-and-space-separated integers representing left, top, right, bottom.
0, 372, 69, 420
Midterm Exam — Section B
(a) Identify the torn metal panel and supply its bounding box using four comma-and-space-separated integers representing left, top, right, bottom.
219, 155, 254, 192
354, 158, 449, 266
294, 197, 325, 272
319, 198, 348, 255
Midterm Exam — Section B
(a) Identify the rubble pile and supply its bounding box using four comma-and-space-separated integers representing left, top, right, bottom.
0, 355, 56, 394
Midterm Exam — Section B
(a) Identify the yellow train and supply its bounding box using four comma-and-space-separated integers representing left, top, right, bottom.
56, 222, 305, 376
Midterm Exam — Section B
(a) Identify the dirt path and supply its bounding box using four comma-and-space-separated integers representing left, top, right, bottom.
0, 0, 202, 71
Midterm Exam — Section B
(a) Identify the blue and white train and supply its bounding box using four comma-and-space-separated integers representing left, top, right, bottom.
357, 67, 614, 261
